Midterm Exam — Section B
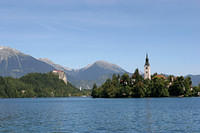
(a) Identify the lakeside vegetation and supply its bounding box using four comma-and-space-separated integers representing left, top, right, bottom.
0, 73, 89, 98
91, 69, 200, 98
1, 70, 200, 98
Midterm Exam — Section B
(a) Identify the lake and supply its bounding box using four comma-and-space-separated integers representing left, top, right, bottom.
0, 98, 200, 133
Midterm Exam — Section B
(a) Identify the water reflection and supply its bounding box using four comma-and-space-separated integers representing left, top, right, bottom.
145, 99, 152, 133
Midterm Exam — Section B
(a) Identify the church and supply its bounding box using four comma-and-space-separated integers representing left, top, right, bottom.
144, 54, 151, 80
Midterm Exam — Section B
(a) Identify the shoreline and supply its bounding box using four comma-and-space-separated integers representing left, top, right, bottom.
0, 96, 199, 99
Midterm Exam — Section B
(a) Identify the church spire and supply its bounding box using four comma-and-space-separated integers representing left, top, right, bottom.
145, 53, 150, 66
144, 53, 151, 80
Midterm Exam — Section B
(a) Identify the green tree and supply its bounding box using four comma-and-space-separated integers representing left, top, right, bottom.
121, 73, 130, 86
112, 74, 120, 87
184, 77, 192, 96
132, 68, 143, 83
0, 77, 7, 98
143, 79, 151, 97
91, 83, 98, 98
150, 77, 169, 97
134, 81, 145, 98
169, 76, 185, 96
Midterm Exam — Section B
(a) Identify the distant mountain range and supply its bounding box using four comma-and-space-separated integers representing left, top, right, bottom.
0, 46, 199, 89
0, 46, 54, 77
185, 75, 200, 86
39, 58, 127, 89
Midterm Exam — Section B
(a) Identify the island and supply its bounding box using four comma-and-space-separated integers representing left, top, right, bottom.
91, 69, 200, 98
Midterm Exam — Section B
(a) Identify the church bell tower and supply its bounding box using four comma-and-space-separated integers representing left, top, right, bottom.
144, 54, 151, 80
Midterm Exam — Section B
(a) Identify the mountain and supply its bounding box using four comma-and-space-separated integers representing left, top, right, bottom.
0, 46, 127, 89
186, 75, 200, 86
3, 46, 199, 89
39, 58, 200, 89
71, 61, 127, 89
76, 60, 127, 80
39, 58, 73, 72
38, 58, 78, 80
40, 59, 128, 89
0, 46, 54, 77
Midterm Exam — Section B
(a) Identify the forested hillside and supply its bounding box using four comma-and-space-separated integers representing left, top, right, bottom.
0, 73, 87, 98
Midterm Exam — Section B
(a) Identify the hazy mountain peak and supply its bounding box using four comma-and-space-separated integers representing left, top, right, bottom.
94, 60, 125, 71
81, 63, 93, 70
94, 60, 119, 67
80, 60, 126, 74
38, 58, 55, 65
0, 46, 54, 77
83, 60, 120, 69
94, 60, 111, 65
0, 46, 22, 53
0, 46, 25, 62
39, 58, 73, 71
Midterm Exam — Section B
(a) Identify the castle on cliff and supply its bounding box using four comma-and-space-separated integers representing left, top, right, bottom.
52, 70, 68, 84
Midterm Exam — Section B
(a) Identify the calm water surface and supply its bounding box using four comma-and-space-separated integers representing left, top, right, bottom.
0, 97, 200, 133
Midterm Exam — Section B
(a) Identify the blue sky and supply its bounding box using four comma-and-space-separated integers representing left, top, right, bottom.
0, 0, 200, 75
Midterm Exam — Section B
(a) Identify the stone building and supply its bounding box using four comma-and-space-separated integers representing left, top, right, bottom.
52, 70, 67, 84
144, 54, 151, 80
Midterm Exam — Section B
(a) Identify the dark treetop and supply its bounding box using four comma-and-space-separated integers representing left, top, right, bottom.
92, 69, 200, 98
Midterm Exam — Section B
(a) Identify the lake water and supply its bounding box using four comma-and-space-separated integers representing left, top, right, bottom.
0, 98, 200, 133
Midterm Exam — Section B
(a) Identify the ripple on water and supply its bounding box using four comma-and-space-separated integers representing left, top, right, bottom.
0, 97, 200, 133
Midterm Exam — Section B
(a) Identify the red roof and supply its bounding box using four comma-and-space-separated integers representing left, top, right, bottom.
153, 75, 167, 79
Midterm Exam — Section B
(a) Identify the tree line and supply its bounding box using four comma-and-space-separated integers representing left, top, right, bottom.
0, 72, 85, 98
91, 69, 200, 98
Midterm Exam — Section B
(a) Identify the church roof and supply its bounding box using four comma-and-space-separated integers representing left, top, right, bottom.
145, 54, 150, 66
153, 75, 167, 79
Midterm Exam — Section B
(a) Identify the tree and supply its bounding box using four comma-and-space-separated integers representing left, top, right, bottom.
0, 73, 80, 98
106, 84, 118, 98
169, 76, 185, 96
184, 77, 192, 96
91, 83, 98, 98
112, 74, 120, 87
132, 68, 143, 83
134, 81, 145, 98
121, 73, 130, 86
143, 79, 151, 97
0, 77, 7, 98
90, 69, 198, 98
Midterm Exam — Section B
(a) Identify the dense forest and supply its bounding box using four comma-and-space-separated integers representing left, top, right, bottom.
91, 69, 200, 98
0, 73, 90, 98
